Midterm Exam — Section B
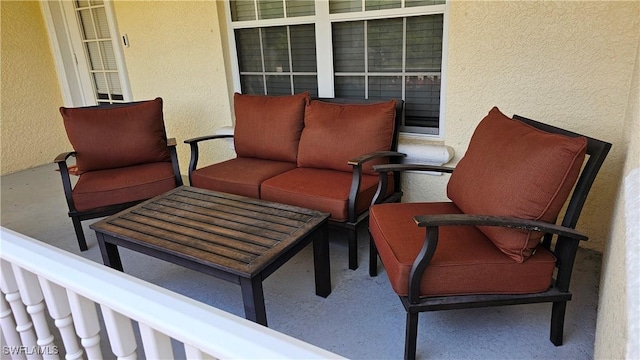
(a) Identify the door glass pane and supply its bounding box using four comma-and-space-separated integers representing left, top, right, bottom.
368, 18, 403, 72
329, 0, 361, 14
78, 9, 96, 39
75, 0, 90, 8
405, 75, 440, 127
240, 75, 264, 94
294, 75, 318, 97
258, 0, 284, 19
286, 0, 314, 17
262, 27, 289, 72
266, 75, 291, 95
369, 76, 402, 100
236, 28, 263, 72
107, 72, 123, 96
93, 73, 108, 97
94, 7, 110, 39
406, 15, 443, 72
100, 41, 117, 70
333, 22, 364, 72
290, 24, 316, 72
335, 76, 364, 98
365, 0, 401, 11
86, 42, 103, 70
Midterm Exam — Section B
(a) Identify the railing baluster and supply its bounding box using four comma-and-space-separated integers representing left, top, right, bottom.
38, 278, 83, 360
139, 323, 173, 359
0, 293, 27, 360
184, 345, 208, 360
1, 260, 39, 360
66, 291, 103, 360
101, 306, 137, 360
12, 265, 59, 360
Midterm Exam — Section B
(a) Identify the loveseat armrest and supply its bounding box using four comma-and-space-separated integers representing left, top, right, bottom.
346, 151, 407, 223
184, 134, 234, 179
407, 213, 588, 303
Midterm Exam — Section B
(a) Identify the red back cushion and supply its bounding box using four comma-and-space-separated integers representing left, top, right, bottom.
447, 107, 587, 262
297, 99, 397, 174
60, 98, 171, 172
233, 92, 309, 162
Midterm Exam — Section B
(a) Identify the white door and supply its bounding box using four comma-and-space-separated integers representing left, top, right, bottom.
42, 0, 131, 107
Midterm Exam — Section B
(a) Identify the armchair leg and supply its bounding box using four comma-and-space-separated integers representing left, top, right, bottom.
369, 236, 378, 277
405, 311, 419, 360
550, 301, 567, 346
71, 217, 88, 251
348, 229, 358, 270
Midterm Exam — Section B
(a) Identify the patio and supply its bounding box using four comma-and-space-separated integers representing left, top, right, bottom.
1, 163, 601, 359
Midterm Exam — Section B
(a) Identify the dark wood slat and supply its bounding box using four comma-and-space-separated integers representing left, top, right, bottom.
97, 219, 256, 271
174, 188, 316, 222
132, 205, 287, 243
146, 200, 297, 236
113, 213, 276, 251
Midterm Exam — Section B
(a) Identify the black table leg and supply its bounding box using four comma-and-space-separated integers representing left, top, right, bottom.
313, 224, 331, 298
240, 277, 267, 326
97, 233, 123, 271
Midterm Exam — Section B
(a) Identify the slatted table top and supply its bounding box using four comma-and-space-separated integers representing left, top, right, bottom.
90, 186, 330, 278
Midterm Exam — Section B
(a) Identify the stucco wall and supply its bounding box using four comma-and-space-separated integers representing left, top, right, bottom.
0, 0, 68, 175
405, 0, 639, 253
594, 39, 640, 359
111, 0, 235, 174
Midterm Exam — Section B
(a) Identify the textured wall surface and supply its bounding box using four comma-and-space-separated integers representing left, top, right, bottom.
1, 1, 68, 175
594, 40, 640, 360
405, 0, 640, 253
112, 0, 235, 172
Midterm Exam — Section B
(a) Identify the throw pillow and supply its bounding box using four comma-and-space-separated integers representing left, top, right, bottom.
447, 107, 587, 262
60, 98, 171, 172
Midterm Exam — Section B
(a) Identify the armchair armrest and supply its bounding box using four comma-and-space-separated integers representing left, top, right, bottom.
167, 137, 177, 147
184, 134, 235, 180
54, 151, 76, 164
407, 213, 587, 303
373, 163, 455, 174
413, 214, 587, 241
346, 151, 407, 223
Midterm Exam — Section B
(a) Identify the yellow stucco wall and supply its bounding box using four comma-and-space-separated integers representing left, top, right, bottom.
404, 0, 640, 253
594, 39, 640, 359
111, 0, 235, 173
0, 0, 68, 175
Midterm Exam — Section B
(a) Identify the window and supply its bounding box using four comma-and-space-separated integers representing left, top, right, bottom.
228, 0, 447, 135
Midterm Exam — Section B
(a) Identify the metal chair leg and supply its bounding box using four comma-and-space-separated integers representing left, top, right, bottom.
369, 235, 378, 277
348, 229, 358, 270
71, 216, 88, 251
405, 311, 419, 360
550, 301, 567, 346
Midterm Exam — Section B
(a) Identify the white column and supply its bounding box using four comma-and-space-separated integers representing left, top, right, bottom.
139, 323, 173, 359
38, 278, 83, 360
0, 293, 26, 360
101, 306, 137, 360
0, 260, 39, 360
66, 292, 103, 360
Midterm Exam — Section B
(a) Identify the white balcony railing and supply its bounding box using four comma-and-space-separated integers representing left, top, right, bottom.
0, 227, 343, 360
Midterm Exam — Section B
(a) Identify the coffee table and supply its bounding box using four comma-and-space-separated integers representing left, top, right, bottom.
90, 186, 331, 326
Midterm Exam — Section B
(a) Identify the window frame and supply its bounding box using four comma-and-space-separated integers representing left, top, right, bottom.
224, 0, 449, 138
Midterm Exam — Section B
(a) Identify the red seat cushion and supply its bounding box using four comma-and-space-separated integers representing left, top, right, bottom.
60, 98, 171, 172
233, 92, 308, 162
447, 107, 587, 262
190, 157, 297, 199
261, 168, 386, 222
72, 162, 177, 211
297, 99, 397, 174
369, 202, 557, 297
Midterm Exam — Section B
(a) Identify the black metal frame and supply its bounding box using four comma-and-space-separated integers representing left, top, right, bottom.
369, 114, 611, 360
54, 138, 182, 251
185, 97, 406, 270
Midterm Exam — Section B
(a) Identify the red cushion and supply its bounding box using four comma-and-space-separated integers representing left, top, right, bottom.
297, 99, 397, 174
72, 162, 177, 211
447, 107, 587, 262
260, 168, 387, 222
233, 92, 309, 162
369, 202, 557, 297
60, 98, 171, 172
190, 157, 297, 199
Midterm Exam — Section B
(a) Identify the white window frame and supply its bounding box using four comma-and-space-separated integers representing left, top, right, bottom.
224, 0, 449, 139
